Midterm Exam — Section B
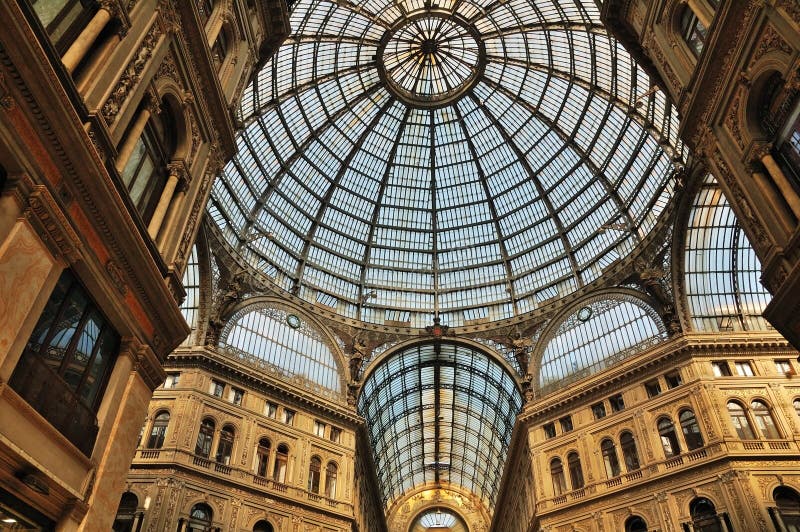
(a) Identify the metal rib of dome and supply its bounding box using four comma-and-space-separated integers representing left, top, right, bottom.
209, 0, 686, 328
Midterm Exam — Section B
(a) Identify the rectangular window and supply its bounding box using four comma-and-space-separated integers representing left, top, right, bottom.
330, 426, 342, 443
283, 409, 295, 425
665, 372, 682, 389
10, 270, 120, 456
210, 380, 225, 397
543, 422, 556, 439
735, 361, 755, 377
712, 361, 732, 377
559, 416, 573, 433
229, 387, 244, 405
314, 420, 326, 437
591, 402, 607, 419
609, 393, 625, 412
775, 360, 793, 375
645, 380, 662, 398
163, 373, 180, 389
265, 402, 278, 418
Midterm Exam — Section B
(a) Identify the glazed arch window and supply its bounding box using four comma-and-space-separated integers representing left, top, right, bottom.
187, 503, 213, 532
550, 457, 567, 496
657, 417, 681, 458
198, 0, 215, 26
620, 431, 640, 472
625, 516, 648, 532
255, 438, 271, 477
774, 486, 800, 530
679, 409, 705, 450
253, 521, 274, 532
751, 400, 781, 439
601, 439, 621, 478
146, 411, 170, 449
325, 462, 338, 498
195, 418, 215, 458
273, 444, 289, 483
112, 492, 139, 532
11, 269, 120, 455
567, 452, 584, 490
794, 399, 800, 419
727, 400, 756, 440
215, 425, 235, 465
211, 25, 232, 72
308, 456, 322, 493
689, 497, 723, 532
679, 4, 708, 57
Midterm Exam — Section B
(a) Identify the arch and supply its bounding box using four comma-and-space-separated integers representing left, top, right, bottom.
566, 451, 584, 490
253, 520, 274, 532
533, 291, 666, 394
600, 438, 620, 478
112, 492, 139, 532
794, 398, 800, 419
273, 443, 289, 483
308, 455, 322, 493
726, 400, 756, 440
682, 174, 771, 331
690, 497, 723, 532
146, 410, 170, 449
624, 515, 648, 532
219, 299, 347, 394
408, 507, 469, 532
750, 399, 781, 439
157, 90, 191, 160
550, 457, 567, 496
215, 425, 235, 465
255, 437, 271, 477
657, 417, 681, 457
679, 408, 704, 450
620, 430, 640, 472
188, 502, 213, 532
195, 418, 216, 458
358, 340, 522, 510
774, 486, 800, 530
325, 461, 338, 498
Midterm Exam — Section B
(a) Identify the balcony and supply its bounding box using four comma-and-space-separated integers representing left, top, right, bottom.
133, 448, 352, 515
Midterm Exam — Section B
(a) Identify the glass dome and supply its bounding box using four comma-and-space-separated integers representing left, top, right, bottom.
209, 0, 686, 327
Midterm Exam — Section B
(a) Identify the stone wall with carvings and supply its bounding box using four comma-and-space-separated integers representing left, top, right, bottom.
491, 333, 800, 531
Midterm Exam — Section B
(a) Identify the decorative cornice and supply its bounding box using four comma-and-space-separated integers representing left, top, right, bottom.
25, 185, 83, 264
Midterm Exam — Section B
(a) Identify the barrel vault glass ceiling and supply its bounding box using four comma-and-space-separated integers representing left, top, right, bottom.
208, 0, 687, 329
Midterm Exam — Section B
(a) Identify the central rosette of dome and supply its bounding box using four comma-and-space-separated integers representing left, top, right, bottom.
378, 13, 485, 108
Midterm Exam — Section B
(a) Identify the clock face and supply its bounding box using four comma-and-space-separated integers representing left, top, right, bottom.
577, 306, 593, 322
286, 314, 301, 329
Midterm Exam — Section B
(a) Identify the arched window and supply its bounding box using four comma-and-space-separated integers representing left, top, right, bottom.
256, 438, 271, 477
195, 419, 215, 458
620, 431, 640, 471
774, 486, 800, 531
601, 439, 621, 478
273, 444, 288, 483
146, 411, 170, 449
795, 399, 800, 419
690, 497, 722, 532
112, 492, 138, 532
253, 521, 274, 532
198, 0, 215, 25
727, 401, 756, 440
211, 26, 231, 72
657, 417, 681, 457
215, 426, 235, 465
308, 456, 322, 493
325, 462, 338, 498
188, 503, 213, 532
679, 409, 704, 450
625, 515, 648, 532
751, 400, 781, 439
679, 5, 708, 57
567, 452, 584, 490
550, 457, 567, 495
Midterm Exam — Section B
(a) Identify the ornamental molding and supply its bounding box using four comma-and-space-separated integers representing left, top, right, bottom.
25, 185, 83, 264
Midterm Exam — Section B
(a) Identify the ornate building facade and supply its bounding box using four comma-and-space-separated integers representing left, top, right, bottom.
3, 0, 800, 531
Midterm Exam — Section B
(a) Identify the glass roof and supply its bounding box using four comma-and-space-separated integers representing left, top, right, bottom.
684, 175, 772, 332
208, 0, 686, 327
358, 342, 522, 510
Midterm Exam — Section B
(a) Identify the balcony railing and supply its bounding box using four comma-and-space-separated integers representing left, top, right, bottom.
134, 448, 352, 513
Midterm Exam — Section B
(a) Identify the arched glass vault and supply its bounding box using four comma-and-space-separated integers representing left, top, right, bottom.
358, 342, 522, 510
208, 0, 686, 328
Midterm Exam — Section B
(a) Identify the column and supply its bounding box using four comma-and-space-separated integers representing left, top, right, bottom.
761, 151, 800, 220
116, 99, 159, 173
752, 171, 795, 234
147, 164, 184, 239
62, 5, 114, 74
156, 180, 188, 247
